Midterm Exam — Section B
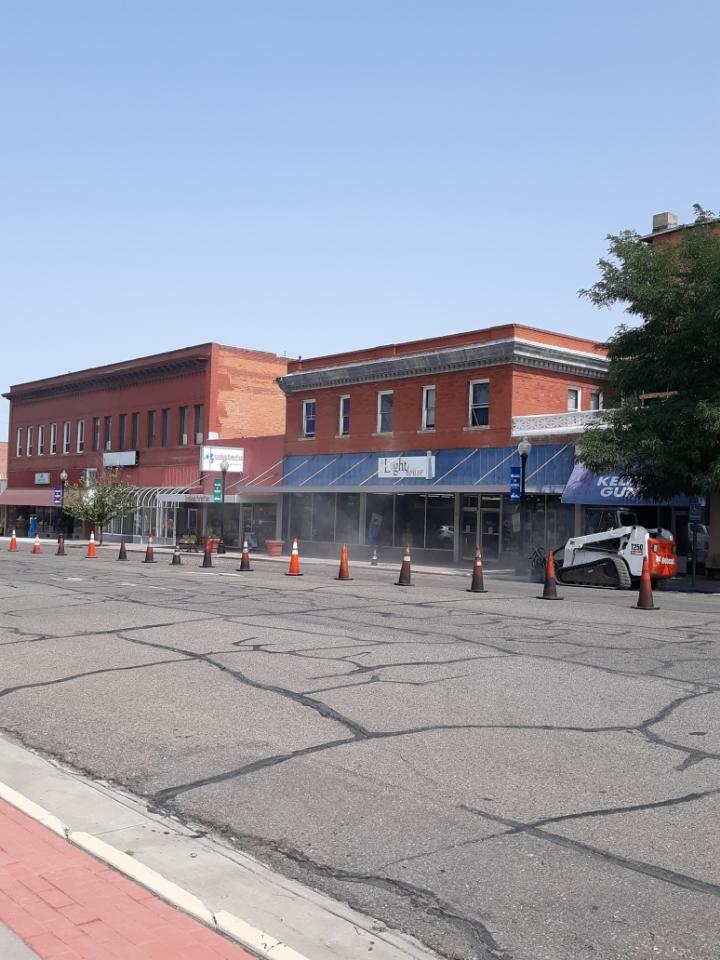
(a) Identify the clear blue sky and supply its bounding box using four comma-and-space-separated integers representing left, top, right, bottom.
2, 1, 718, 438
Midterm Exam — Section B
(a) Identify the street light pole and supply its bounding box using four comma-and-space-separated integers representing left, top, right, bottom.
59, 469, 68, 537
517, 438, 532, 577
217, 459, 229, 555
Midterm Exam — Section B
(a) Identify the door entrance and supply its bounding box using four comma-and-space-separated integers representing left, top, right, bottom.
461, 495, 501, 560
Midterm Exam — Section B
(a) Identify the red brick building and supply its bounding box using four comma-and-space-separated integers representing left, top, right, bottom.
1, 344, 287, 546
276, 324, 609, 564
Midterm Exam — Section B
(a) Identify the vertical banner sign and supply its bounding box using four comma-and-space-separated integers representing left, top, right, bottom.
509, 466, 521, 502
213, 479, 223, 503
53, 486, 63, 506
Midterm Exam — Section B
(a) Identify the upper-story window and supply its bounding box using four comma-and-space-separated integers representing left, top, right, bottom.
63, 421, 71, 454
38, 425, 45, 456
131, 412, 140, 449
161, 409, 171, 447
568, 388, 581, 412
422, 386, 436, 430
27, 426, 34, 456
338, 396, 350, 437
468, 381, 489, 427
92, 417, 100, 452
147, 410, 157, 448
377, 391, 394, 434
194, 404, 204, 444
103, 416, 112, 451
50, 423, 57, 455
15, 427, 23, 457
589, 390, 603, 411
118, 414, 127, 450
302, 400, 316, 438
179, 406, 189, 445
76, 420, 85, 454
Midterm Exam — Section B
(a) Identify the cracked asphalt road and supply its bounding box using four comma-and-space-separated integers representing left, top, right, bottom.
1, 549, 719, 960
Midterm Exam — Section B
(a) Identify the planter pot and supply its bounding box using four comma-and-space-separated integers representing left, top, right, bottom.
265, 539, 285, 557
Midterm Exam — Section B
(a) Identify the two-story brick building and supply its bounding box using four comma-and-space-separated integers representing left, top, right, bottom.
275, 324, 610, 564
1, 344, 287, 546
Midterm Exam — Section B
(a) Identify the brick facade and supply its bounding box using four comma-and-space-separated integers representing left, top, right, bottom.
4, 344, 287, 491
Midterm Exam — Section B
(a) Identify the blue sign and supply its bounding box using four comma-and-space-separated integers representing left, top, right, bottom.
53, 486, 62, 506
509, 466, 521, 502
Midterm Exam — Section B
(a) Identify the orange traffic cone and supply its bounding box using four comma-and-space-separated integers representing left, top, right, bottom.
143, 538, 156, 563
396, 544, 412, 586
31, 535, 42, 555
335, 544, 352, 581
56, 536, 66, 556
117, 540, 128, 561
86, 532, 97, 559
467, 548, 487, 593
8, 529, 17, 552
201, 537, 213, 569
537, 550, 562, 600
286, 538, 302, 576
237, 534, 253, 572
636, 557, 658, 610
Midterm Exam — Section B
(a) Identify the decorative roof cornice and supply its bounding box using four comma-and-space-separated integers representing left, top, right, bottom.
277, 338, 608, 395
4, 356, 210, 404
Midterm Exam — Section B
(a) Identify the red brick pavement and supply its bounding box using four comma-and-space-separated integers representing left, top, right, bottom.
0, 798, 256, 959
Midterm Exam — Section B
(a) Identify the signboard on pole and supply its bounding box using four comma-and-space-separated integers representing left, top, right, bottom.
53, 486, 63, 506
509, 466, 521, 502
689, 498, 703, 524
213, 480, 223, 503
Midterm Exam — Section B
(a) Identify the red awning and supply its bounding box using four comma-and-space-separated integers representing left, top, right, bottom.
0, 487, 57, 507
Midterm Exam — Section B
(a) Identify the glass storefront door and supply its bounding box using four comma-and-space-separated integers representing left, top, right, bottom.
462, 495, 501, 560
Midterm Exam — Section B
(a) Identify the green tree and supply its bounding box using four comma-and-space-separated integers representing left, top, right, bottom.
577, 205, 720, 500
61, 469, 138, 543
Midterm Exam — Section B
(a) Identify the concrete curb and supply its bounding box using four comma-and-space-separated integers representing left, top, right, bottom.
0, 781, 312, 960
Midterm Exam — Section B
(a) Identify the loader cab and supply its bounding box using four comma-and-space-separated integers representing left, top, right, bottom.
585, 509, 638, 536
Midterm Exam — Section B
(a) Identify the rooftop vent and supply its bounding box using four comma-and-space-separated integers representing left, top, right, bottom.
652, 211, 678, 233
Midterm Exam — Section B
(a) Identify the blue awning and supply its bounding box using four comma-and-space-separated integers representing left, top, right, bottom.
561, 463, 693, 507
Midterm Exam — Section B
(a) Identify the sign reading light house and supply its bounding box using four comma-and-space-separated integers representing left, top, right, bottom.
378, 455, 436, 480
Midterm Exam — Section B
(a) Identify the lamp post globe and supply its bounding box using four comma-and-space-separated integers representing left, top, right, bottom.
217, 459, 230, 555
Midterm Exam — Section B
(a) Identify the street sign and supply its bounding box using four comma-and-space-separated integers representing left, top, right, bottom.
689, 498, 702, 524
213, 479, 222, 503
509, 466, 521, 502
53, 486, 62, 506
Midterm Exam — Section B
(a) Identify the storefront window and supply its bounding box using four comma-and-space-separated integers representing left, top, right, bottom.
394, 494, 426, 549
426, 494, 455, 550
290, 494, 313, 541
366, 494, 394, 547
312, 493, 336, 541
336, 493, 360, 544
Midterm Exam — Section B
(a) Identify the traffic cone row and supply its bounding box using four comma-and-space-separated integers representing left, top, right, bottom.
0, 530, 666, 615
237, 534, 253, 572
335, 543, 352, 581
396, 544, 412, 586
286, 537, 302, 576
201, 538, 213, 569
636, 557, 658, 611
537, 550, 562, 601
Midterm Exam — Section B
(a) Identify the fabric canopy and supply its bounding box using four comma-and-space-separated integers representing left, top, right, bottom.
0, 487, 57, 507
561, 464, 693, 507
